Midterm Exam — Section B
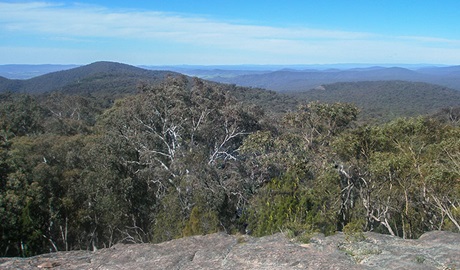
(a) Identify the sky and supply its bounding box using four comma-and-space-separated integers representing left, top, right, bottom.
0, 0, 460, 65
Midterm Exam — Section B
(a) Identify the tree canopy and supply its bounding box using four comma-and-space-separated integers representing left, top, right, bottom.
0, 77, 459, 257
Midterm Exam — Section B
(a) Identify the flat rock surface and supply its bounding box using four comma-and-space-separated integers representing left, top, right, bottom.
1, 231, 459, 269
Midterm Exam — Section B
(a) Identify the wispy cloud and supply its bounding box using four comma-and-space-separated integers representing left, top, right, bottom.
0, 2, 372, 44
0, 2, 459, 64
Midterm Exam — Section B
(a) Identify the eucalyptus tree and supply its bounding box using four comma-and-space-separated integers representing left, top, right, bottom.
99, 76, 261, 240
333, 117, 460, 238
241, 102, 359, 236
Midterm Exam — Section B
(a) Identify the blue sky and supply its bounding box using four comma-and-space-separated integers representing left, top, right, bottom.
1, 0, 459, 65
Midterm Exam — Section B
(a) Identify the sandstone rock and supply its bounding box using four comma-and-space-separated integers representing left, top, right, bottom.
1, 231, 458, 269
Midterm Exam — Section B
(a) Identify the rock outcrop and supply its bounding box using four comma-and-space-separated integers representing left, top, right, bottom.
1, 231, 459, 269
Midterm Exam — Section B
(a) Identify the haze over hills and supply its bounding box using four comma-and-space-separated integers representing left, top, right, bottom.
2, 64, 460, 92
210, 66, 460, 92
1, 61, 459, 122
0, 64, 78, 80
0, 61, 179, 96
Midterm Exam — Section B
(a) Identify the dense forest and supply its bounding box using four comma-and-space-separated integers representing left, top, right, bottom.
291, 81, 460, 122
1, 73, 459, 257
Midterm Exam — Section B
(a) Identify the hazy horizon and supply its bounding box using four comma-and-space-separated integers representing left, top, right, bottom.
0, 61, 457, 81
0, 62, 453, 68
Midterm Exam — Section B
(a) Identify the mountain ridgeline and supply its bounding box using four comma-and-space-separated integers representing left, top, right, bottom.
293, 80, 460, 122
0, 61, 459, 257
0, 61, 459, 121
0, 61, 178, 97
211, 65, 460, 92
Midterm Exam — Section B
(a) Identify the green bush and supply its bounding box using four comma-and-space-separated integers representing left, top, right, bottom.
343, 219, 365, 242
182, 206, 219, 237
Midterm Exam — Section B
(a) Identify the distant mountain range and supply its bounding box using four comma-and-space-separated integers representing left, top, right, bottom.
0, 64, 78, 79
210, 66, 460, 92
2, 63, 447, 80
2, 64, 460, 92
0, 61, 459, 122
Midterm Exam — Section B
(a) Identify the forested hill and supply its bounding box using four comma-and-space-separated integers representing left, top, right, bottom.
1, 62, 459, 122
0, 61, 179, 96
290, 80, 460, 122
0, 76, 20, 92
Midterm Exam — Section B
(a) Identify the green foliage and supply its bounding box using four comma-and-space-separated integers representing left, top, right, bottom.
414, 255, 426, 264
1, 74, 459, 257
332, 117, 460, 238
240, 102, 355, 237
343, 219, 366, 242
283, 101, 359, 148
151, 192, 184, 243
182, 206, 219, 237
0, 93, 46, 138
291, 81, 460, 123
38, 92, 105, 135
246, 171, 336, 237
